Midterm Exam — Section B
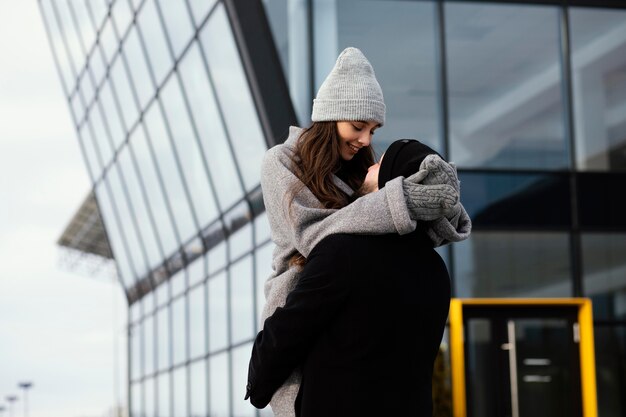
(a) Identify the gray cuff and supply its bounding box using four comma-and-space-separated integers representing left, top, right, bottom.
385, 176, 416, 235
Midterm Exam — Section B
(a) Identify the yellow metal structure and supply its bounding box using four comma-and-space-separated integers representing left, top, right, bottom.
448, 298, 597, 417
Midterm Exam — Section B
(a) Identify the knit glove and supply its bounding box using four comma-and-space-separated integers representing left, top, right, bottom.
420, 154, 460, 193
402, 170, 459, 221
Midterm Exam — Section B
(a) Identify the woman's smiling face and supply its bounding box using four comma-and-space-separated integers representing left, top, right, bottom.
336, 121, 379, 161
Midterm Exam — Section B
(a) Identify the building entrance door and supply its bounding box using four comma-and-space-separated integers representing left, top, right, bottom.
448, 299, 598, 417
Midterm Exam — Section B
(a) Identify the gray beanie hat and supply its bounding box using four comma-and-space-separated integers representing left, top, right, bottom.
311, 47, 386, 126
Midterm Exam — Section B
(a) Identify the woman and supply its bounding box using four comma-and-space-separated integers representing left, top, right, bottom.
260, 47, 460, 416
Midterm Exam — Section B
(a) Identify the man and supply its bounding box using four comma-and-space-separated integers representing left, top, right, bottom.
246, 140, 471, 417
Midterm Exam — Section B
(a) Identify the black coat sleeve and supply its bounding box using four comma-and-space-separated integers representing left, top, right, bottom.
245, 235, 353, 408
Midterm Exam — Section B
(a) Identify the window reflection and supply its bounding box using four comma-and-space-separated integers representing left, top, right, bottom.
230, 256, 255, 344
446, 3, 568, 170
200, 4, 268, 191
177, 42, 244, 209
208, 271, 228, 352
136, 0, 173, 86
570, 8, 626, 172
454, 231, 572, 298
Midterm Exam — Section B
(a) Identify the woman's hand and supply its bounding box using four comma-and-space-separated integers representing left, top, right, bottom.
361, 162, 381, 194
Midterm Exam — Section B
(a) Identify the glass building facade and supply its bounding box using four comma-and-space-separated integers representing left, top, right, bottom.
41, 0, 625, 416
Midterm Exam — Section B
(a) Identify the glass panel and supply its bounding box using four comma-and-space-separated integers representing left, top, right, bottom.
200, 4, 267, 191
208, 271, 228, 352
230, 255, 254, 344
156, 0, 194, 59
89, 0, 110, 30
130, 302, 141, 324
229, 223, 252, 261
89, 103, 115, 167
95, 182, 135, 287
446, 3, 568, 170
68, 1, 97, 55
582, 233, 626, 320
454, 232, 572, 298
144, 293, 155, 315
78, 125, 100, 180
315, 0, 441, 154
156, 280, 170, 307
71, 92, 84, 123
254, 212, 271, 246
128, 125, 180, 257
232, 343, 256, 417
190, 360, 207, 417
172, 295, 187, 366
110, 55, 139, 130
98, 81, 126, 151
111, 0, 133, 36
79, 70, 96, 109
262, 0, 310, 124
159, 75, 219, 229
137, 0, 173, 86
40, 0, 75, 90
157, 306, 170, 371
158, 371, 171, 417
171, 269, 186, 298
209, 352, 230, 417
145, 377, 156, 417
458, 172, 571, 228
255, 243, 273, 329
177, 42, 244, 209
99, 18, 119, 63
208, 241, 227, 276
118, 145, 164, 269
131, 382, 142, 417
578, 172, 626, 229
143, 102, 197, 242
90, 45, 108, 87
189, 283, 206, 359
53, 1, 83, 78
594, 324, 626, 417
570, 8, 626, 172
188, 254, 207, 287
131, 323, 141, 380
173, 366, 187, 417
144, 315, 155, 376
106, 165, 149, 279
122, 26, 155, 110
187, 0, 217, 27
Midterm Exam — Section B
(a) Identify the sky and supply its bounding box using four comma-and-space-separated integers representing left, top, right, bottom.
0, 2, 127, 417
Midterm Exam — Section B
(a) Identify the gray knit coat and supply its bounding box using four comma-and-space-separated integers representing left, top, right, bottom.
260, 126, 418, 416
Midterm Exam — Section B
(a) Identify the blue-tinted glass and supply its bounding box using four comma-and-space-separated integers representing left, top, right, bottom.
157, 371, 171, 417
177, 42, 244, 209
122, 26, 155, 109
78, 125, 100, 180
189, 284, 206, 359
54, 1, 83, 78
110, 55, 139, 130
172, 296, 186, 365
188, 254, 206, 287
131, 382, 142, 417
157, 306, 170, 371
106, 164, 149, 279
594, 325, 626, 417
459, 171, 571, 228
111, 0, 133, 36
144, 315, 155, 376
98, 81, 126, 150
232, 343, 256, 417
255, 243, 273, 329
95, 182, 136, 287
89, 103, 115, 167
128, 125, 180, 257
118, 145, 164, 269
68, 1, 97, 54
582, 233, 626, 320
159, 75, 219, 229
208, 271, 228, 352
190, 360, 207, 416
143, 102, 197, 243
99, 18, 119, 63
209, 352, 230, 417
130, 323, 141, 380
570, 8, 626, 172
208, 241, 227, 275
145, 377, 156, 417
156, 0, 194, 59
315, 0, 441, 154
446, 3, 568, 170
230, 256, 254, 344
200, 4, 267, 191
40, 0, 74, 90
137, 0, 173, 86
171, 269, 186, 298
187, 0, 217, 27
173, 367, 187, 417
453, 232, 572, 298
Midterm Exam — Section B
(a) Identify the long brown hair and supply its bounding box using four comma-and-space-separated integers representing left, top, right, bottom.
288, 121, 375, 267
